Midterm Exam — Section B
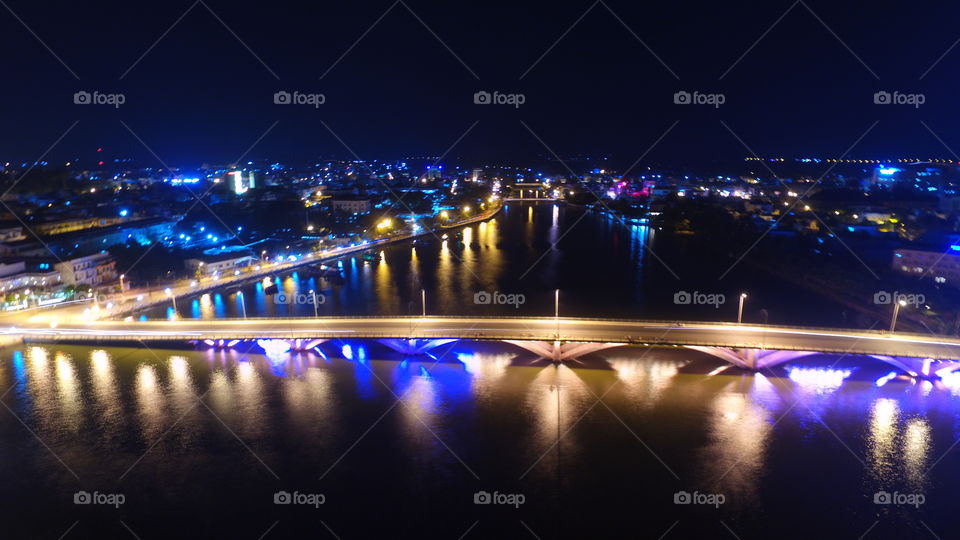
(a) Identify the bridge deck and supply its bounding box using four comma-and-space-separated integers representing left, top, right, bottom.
9, 317, 960, 360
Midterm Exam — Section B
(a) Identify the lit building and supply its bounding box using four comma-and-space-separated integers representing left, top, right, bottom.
0, 261, 61, 294
55, 252, 117, 287
0, 217, 179, 258
185, 250, 255, 277
332, 198, 372, 214
231, 171, 256, 194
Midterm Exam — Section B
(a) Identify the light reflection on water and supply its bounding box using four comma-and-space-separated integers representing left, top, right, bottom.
134, 363, 165, 441
1, 343, 958, 536
867, 397, 932, 492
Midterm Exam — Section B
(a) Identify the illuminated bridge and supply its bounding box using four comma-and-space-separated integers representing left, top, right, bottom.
10, 317, 960, 379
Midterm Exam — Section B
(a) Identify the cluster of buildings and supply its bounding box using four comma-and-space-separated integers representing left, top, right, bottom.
8, 151, 960, 311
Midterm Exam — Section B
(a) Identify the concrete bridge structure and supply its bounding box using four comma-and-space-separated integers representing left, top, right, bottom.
9, 316, 960, 379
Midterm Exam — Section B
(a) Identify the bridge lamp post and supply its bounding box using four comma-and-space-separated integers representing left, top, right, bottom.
421, 289, 426, 317
309, 290, 319, 318
164, 288, 177, 317
737, 293, 747, 324
238, 291, 247, 320
890, 299, 907, 332
555, 289, 560, 337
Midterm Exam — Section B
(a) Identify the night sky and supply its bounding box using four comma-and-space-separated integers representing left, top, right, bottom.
4, 0, 960, 168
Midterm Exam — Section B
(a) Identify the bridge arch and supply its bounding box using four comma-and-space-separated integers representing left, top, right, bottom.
685, 347, 820, 370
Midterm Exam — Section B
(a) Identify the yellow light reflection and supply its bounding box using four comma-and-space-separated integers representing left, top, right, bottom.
134, 364, 165, 441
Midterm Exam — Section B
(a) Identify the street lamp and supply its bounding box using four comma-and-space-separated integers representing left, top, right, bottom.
164, 287, 177, 316
309, 289, 319, 318
119, 274, 125, 292
421, 289, 426, 317
237, 291, 247, 319
555, 289, 560, 338
737, 293, 747, 324
890, 299, 907, 332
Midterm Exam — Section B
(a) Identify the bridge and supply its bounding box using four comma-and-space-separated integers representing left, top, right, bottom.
10, 316, 960, 379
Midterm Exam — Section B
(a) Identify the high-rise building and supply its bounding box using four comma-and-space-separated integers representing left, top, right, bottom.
230, 171, 256, 194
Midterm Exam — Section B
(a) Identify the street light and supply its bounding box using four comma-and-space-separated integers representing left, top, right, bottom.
421, 289, 426, 317
164, 287, 177, 317
119, 274, 125, 292
890, 299, 907, 332
309, 289, 319, 318
237, 291, 247, 319
555, 289, 560, 338
737, 293, 747, 324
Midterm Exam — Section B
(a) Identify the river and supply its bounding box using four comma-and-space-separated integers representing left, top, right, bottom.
145, 202, 860, 327
1, 203, 953, 538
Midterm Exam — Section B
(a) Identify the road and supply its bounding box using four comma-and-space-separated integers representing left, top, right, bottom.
9, 316, 960, 361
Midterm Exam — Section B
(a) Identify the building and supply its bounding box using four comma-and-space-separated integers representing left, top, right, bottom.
0, 261, 62, 295
0, 224, 25, 242
0, 217, 179, 258
185, 250, 255, 277
55, 252, 117, 287
892, 248, 960, 284
31, 216, 128, 236
230, 171, 256, 194
332, 198, 372, 214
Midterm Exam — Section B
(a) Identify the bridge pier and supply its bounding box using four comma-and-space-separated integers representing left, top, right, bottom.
255, 338, 328, 356
504, 340, 623, 363
685, 347, 820, 370
379, 338, 458, 356
687, 347, 960, 381
868, 356, 960, 380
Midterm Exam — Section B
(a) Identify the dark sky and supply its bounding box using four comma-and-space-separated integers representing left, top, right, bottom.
3, 0, 960, 169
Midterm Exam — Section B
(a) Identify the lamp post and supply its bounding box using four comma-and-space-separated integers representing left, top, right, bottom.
310, 289, 319, 318
555, 289, 560, 337
421, 289, 426, 317
890, 299, 907, 332
119, 274, 125, 292
737, 293, 747, 324
238, 291, 247, 319
164, 287, 177, 317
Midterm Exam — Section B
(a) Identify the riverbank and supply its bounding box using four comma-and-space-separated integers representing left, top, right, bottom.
94, 203, 506, 321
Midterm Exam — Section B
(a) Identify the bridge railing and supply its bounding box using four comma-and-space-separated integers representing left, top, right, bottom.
91, 315, 960, 341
